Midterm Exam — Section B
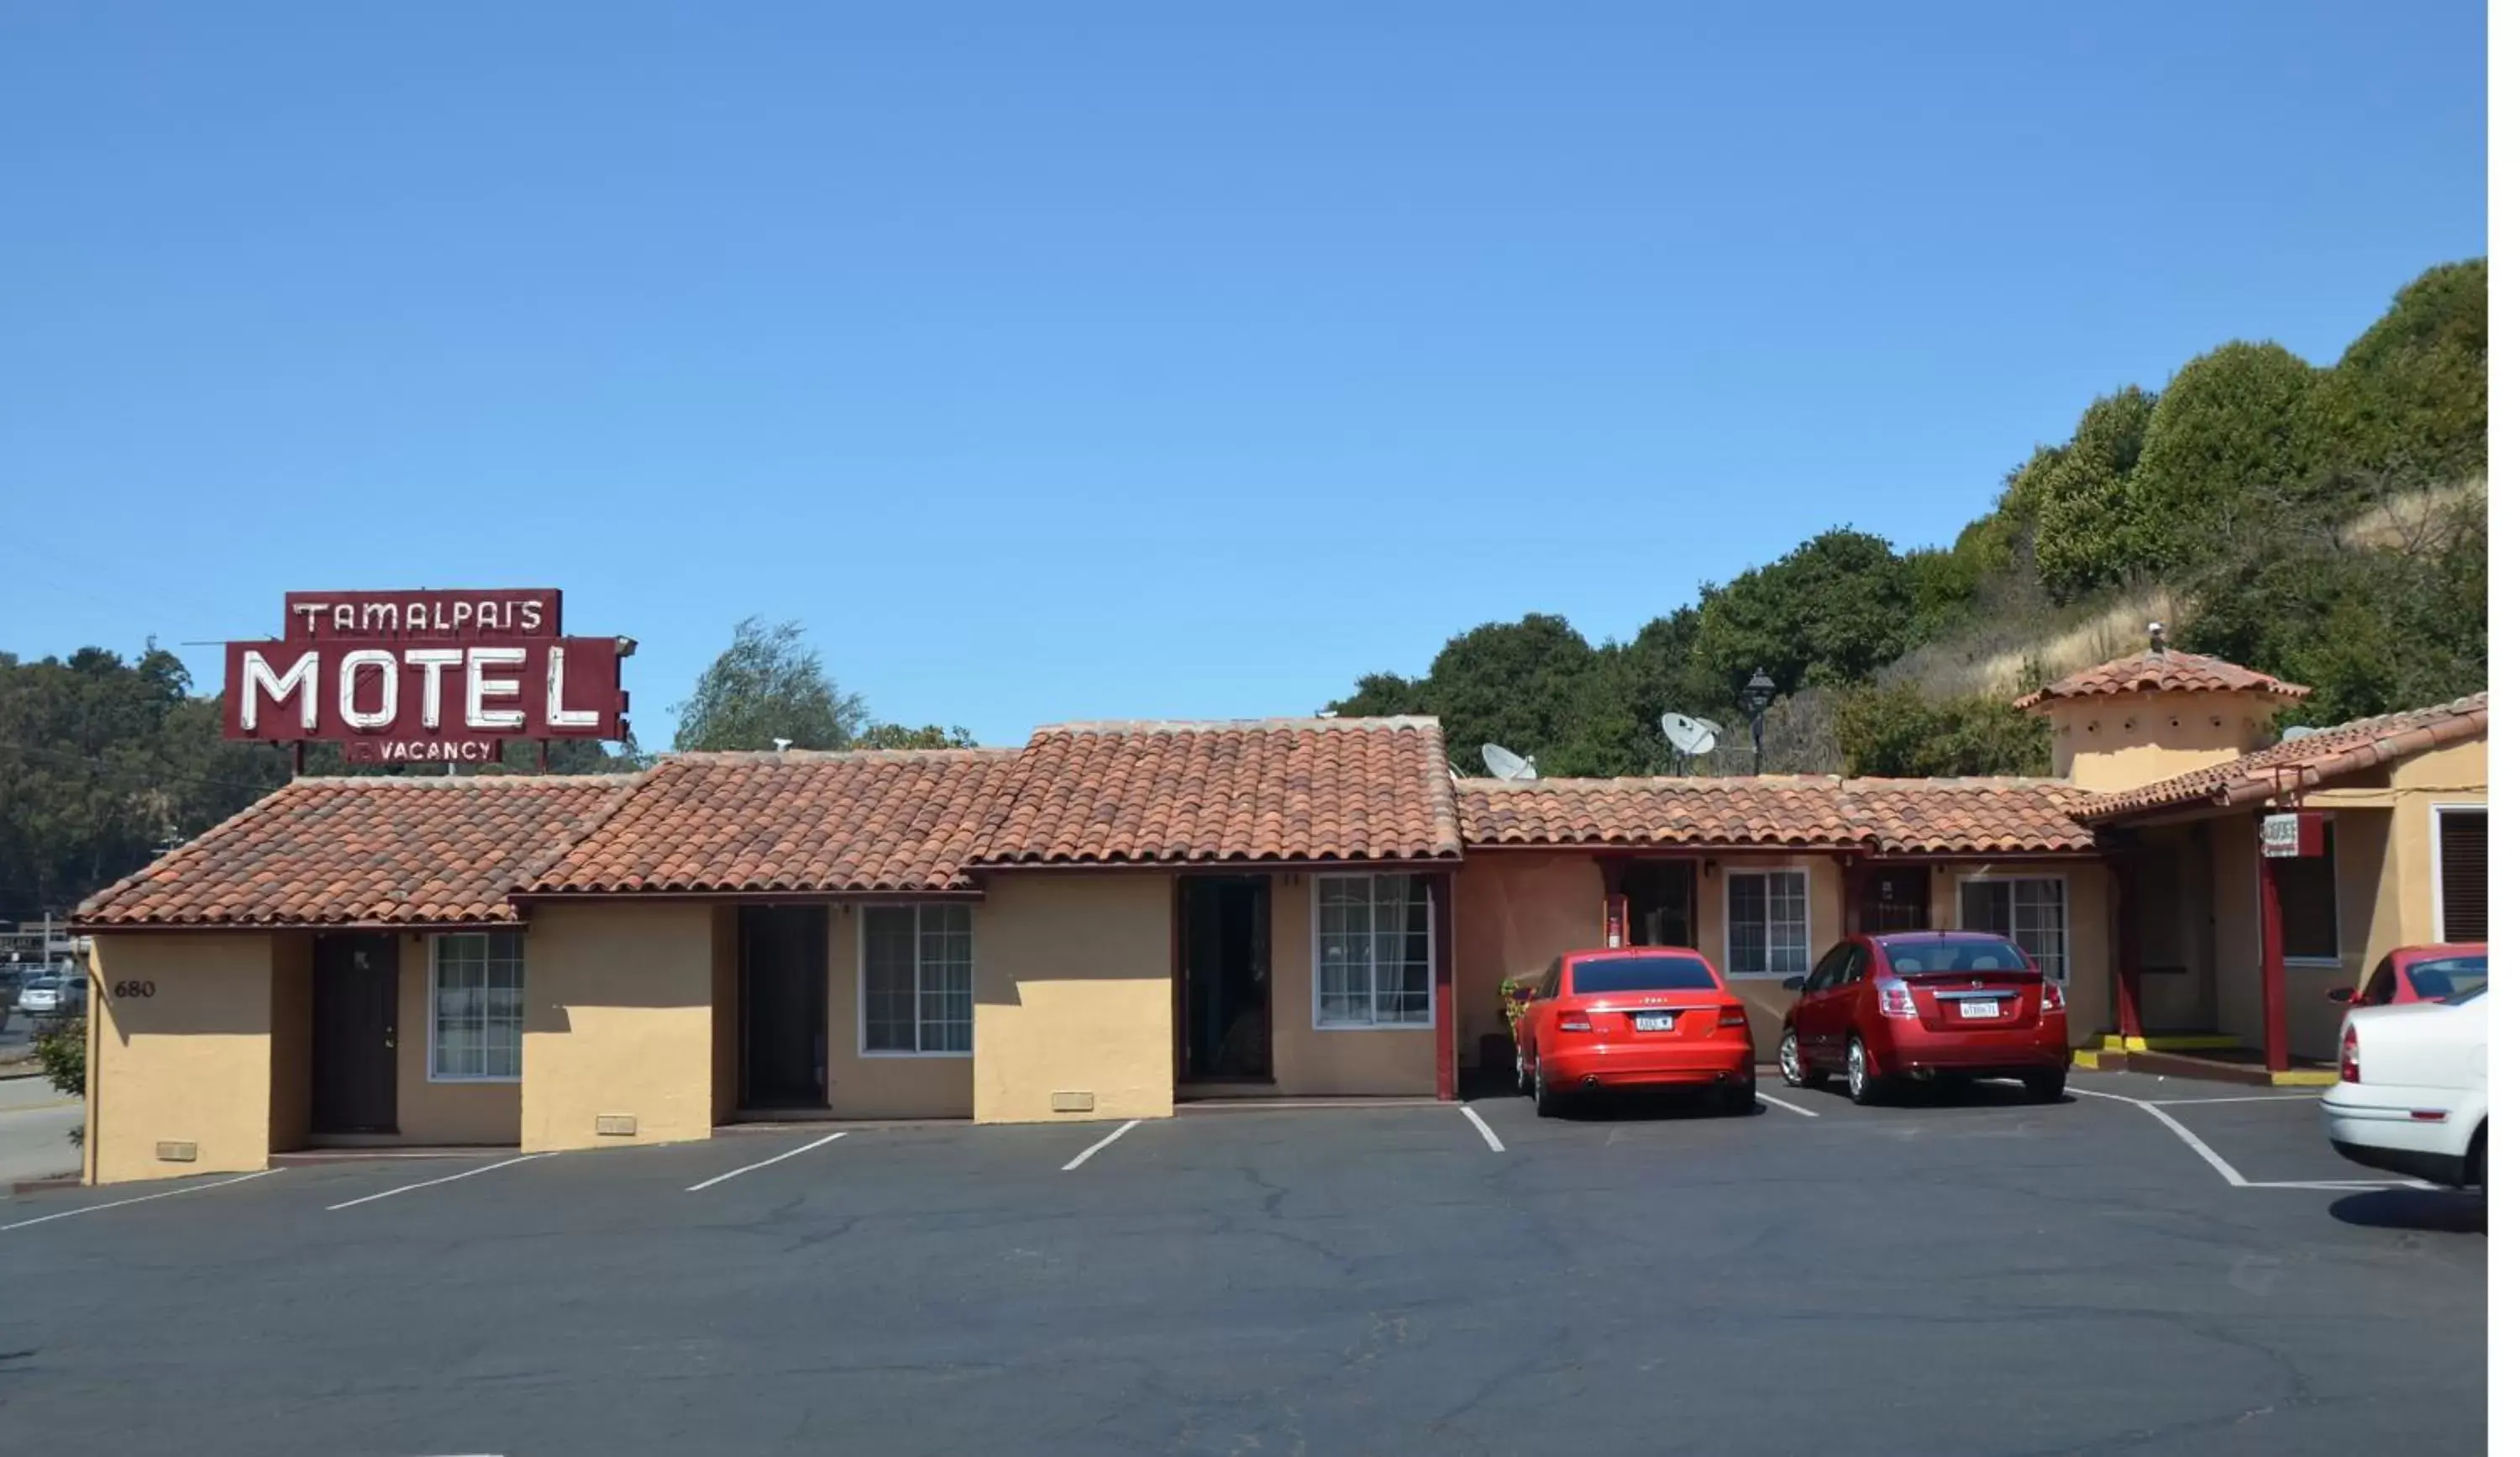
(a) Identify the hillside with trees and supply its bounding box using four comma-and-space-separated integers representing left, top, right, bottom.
1330, 260, 2487, 780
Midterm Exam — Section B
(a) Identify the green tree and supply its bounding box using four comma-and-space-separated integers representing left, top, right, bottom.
2314, 259, 2487, 491
2030, 386, 2159, 598
856, 723, 979, 750
1834, 684, 2050, 778
2128, 342, 2325, 567
672, 618, 868, 752
1326, 671, 1431, 718
1693, 529, 1919, 692
1413, 615, 1601, 774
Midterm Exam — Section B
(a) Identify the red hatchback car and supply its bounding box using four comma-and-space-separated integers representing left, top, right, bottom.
2327, 943, 2486, 1008
1515, 947, 1756, 1117
1777, 931, 2069, 1104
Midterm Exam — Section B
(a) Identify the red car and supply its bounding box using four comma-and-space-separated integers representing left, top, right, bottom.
1515, 947, 1756, 1117
1776, 931, 2068, 1105
2328, 943, 2486, 1008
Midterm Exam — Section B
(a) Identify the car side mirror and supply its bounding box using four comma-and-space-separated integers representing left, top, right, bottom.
2325, 986, 2356, 1006
1780, 976, 1805, 993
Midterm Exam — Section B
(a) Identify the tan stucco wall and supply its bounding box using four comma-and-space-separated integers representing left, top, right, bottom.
89, 934, 276, 1185
387, 932, 523, 1146
2046, 692, 2280, 791
1454, 853, 1604, 1068
522, 902, 717, 1151
972, 873, 1173, 1123
829, 904, 976, 1118
268, 932, 312, 1154
1254, 874, 1435, 1097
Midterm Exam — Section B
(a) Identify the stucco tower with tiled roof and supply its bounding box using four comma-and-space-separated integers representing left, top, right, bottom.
2013, 623, 2313, 792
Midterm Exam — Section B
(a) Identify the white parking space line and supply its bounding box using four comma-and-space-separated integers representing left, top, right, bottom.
2076, 1088, 2248, 1186
1062, 1119, 1142, 1171
686, 1131, 848, 1191
1459, 1105, 1506, 1152
2150, 1094, 2329, 1106
1, 1169, 279, 1233
2079, 1086, 2413, 1191
1755, 1091, 1822, 1118
327, 1153, 554, 1211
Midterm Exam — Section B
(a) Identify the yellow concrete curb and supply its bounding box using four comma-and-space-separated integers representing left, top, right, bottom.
2269, 1069, 2339, 1087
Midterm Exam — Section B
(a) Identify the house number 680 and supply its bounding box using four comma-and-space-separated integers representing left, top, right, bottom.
112, 981, 155, 998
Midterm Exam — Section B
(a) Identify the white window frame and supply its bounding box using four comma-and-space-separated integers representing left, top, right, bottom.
856, 902, 975, 1058
1719, 867, 1811, 977
1957, 873, 2071, 983
426, 929, 526, 1084
1310, 873, 1435, 1030
2431, 802, 2488, 943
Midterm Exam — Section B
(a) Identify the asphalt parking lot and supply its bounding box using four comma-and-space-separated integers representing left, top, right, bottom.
0, 1070, 2485, 1457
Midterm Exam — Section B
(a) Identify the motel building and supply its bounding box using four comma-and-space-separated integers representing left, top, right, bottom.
71, 644, 2486, 1185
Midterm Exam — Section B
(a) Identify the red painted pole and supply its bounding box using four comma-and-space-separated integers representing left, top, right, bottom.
1431, 873, 1457, 1102
1841, 858, 1866, 937
2113, 855, 2145, 1043
2259, 839, 2290, 1073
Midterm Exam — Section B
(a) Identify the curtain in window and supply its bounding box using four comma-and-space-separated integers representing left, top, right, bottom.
864, 905, 973, 1053
1316, 876, 1430, 1026
433, 931, 524, 1080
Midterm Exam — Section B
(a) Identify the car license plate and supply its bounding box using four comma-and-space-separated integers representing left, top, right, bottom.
1634, 1013, 1676, 1032
1959, 999, 2003, 1020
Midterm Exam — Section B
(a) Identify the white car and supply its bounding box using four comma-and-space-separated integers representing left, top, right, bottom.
2323, 986, 2488, 1192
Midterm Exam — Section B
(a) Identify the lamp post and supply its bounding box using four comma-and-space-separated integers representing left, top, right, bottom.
1740, 667, 1777, 776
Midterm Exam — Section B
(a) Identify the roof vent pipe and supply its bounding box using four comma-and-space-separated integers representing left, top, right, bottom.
2147, 621, 2167, 655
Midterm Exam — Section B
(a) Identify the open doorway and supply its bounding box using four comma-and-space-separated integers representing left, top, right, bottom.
1179, 876, 1272, 1082
1620, 860, 1698, 948
738, 906, 827, 1110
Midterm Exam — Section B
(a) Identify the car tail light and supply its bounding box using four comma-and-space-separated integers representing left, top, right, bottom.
1878, 978, 1918, 1018
1717, 1005, 1747, 1029
2041, 980, 2065, 1015
1558, 1013, 1593, 1034
2341, 1025, 2360, 1083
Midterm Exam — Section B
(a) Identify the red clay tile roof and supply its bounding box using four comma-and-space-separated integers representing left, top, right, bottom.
2014, 648, 2311, 711
526, 750, 1021, 895
975, 718, 1461, 866
2079, 693, 2487, 821
75, 776, 639, 928
1456, 776, 2096, 855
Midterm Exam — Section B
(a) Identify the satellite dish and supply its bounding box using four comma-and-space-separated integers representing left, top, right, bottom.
1480, 743, 1539, 781
1660, 712, 1718, 756
2280, 725, 2318, 742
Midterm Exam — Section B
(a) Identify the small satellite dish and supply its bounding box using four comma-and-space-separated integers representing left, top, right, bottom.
1660, 712, 1718, 756
1480, 743, 1539, 781
772, 737, 795, 753
2280, 725, 2318, 742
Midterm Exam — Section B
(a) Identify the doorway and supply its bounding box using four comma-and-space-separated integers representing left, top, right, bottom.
1179, 876, 1272, 1082
738, 906, 828, 1110
312, 934, 399, 1134
1620, 860, 1698, 948
1861, 867, 1931, 933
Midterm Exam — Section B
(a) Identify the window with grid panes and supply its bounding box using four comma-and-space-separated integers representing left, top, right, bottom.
1725, 871, 1809, 975
1314, 875, 1431, 1027
861, 904, 974, 1053
1959, 878, 2071, 981
430, 931, 524, 1081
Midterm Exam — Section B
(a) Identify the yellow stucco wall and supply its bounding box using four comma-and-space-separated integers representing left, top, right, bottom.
972, 873, 1173, 1123
829, 903, 977, 1118
2045, 692, 2281, 791
1453, 853, 1604, 1067
1254, 873, 1436, 1097
388, 931, 523, 1146
88, 934, 276, 1185
521, 902, 717, 1151
268, 932, 312, 1154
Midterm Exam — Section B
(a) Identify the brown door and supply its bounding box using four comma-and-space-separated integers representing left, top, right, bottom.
312, 934, 399, 1134
1861, 867, 1931, 933
1179, 876, 1272, 1081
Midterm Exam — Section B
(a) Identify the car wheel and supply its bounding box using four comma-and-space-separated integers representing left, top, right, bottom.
1724, 1077, 1757, 1116
1777, 1028, 1807, 1089
1515, 1047, 1534, 1098
2470, 1125, 2487, 1197
2023, 1068, 2066, 1103
1845, 1034, 1884, 1106
1534, 1060, 1568, 1119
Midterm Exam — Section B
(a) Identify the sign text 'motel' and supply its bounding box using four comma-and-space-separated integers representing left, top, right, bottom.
223, 589, 630, 764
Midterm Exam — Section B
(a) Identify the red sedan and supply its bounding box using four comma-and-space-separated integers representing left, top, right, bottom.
1515, 947, 1756, 1117
2328, 943, 2487, 1008
1776, 931, 2068, 1105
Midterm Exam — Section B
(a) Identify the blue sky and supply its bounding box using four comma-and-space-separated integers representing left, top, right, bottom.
0, 3, 2483, 748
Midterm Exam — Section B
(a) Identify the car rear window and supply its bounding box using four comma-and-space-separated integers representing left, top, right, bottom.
1881, 939, 2030, 975
1570, 956, 1719, 994
2405, 955, 2487, 999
